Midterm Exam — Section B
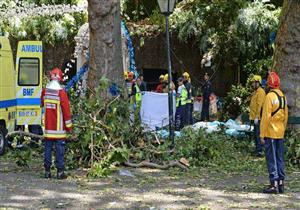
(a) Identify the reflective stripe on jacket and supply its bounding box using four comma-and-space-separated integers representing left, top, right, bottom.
260, 89, 288, 139
135, 84, 141, 103
249, 87, 266, 120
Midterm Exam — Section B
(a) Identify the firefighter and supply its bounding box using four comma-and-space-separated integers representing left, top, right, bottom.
249, 75, 266, 157
201, 73, 212, 121
260, 72, 288, 194
41, 68, 72, 179
162, 74, 175, 93
175, 77, 188, 130
155, 75, 164, 93
183, 72, 193, 125
126, 71, 135, 97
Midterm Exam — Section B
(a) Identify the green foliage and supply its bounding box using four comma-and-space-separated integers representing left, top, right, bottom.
222, 84, 252, 120
121, 0, 158, 21
168, 128, 265, 172
286, 131, 300, 166
234, 1, 280, 74
172, 129, 227, 166
243, 57, 272, 77
26, 0, 80, 5
9, 136, 43, 167
88, 147, 129, 178
169, 0, 280, 85
148, 9, 165, 27
13, 149, 32, 167
0, 0, 87, 44
66, 78, 144, 176
171, 0, 245, 52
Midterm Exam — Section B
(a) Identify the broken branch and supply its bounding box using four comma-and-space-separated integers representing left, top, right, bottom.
124, 160, 188, 171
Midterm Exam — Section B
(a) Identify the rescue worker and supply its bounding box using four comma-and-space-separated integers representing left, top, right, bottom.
249, 75, 266, 157
201, 73, 212, 121
131, 77, 142, 110
126, 71, 135, 97
260, 72, 288, 194
183, 72, 193, 125
155, 75, 164, 93
162, 74, 175, 93
175, 77, 188, 130
138, 75, 147, 91
41, 68, 72, 179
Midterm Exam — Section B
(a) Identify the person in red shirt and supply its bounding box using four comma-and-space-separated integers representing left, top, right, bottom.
41, 68, 72, 179
155, 75, 164, 93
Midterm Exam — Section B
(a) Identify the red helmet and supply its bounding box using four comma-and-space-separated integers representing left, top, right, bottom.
50, 68, 63, 81
128, 71, 134, 78
267, 71, 280, 89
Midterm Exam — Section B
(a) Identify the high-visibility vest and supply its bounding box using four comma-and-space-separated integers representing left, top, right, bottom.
135, 84, 141, 104
130, 84, 142, 107
176, 86, 188, 107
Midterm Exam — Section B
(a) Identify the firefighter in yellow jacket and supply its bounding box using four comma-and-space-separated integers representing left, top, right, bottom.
249, 75, 266, 156
260, 72, 288, 194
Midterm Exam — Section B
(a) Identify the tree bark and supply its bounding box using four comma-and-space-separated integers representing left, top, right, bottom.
87, 0, 123, 90
272, 0, 300, 120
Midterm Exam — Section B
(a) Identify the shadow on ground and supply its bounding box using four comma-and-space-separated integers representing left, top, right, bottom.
0, 159, 300, 210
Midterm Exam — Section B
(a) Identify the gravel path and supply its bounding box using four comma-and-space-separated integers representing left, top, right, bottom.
1, 160, 300, 210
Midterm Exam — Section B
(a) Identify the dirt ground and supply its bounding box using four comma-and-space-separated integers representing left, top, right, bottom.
1, 159, 300, 210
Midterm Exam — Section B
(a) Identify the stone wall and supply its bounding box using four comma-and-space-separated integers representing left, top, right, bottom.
43, 43, 75, 72
132, 33, 239, 96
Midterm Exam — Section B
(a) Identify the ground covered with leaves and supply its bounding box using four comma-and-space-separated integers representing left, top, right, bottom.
1, 145, 300, 210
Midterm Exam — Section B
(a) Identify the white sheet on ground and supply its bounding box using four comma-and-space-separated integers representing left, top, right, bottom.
192, 119, 252, 135
140, 92, 176, 131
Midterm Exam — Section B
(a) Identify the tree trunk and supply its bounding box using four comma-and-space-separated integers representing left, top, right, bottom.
87, 0, 123, 90
272, 0, 300, 120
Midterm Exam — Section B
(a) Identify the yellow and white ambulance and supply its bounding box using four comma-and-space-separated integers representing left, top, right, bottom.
0, 36, 43, 155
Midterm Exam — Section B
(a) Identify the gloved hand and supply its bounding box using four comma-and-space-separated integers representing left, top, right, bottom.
254, 118, 259, 125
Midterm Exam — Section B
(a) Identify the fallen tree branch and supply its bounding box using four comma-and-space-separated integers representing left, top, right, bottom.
124, 160, 188, 171
6, 131, 44, 140
6, 131, 76, 141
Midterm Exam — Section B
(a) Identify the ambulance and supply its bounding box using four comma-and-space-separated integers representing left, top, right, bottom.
0, 36, 43, 155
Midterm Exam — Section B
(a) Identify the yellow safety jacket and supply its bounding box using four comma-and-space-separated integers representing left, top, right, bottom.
249, 87, 266, 120
176, 86, 188, 107
260, 89, 288, 139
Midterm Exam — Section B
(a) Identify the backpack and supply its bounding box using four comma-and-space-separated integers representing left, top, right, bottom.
270, 90, 286, 117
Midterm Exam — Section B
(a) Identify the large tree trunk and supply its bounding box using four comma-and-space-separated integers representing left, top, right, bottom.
272, 0, 300, 120
87, 0, 123, 90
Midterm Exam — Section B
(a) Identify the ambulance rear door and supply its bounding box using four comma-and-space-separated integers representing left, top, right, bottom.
16, 41, 43, 126
0, 36, 16, 132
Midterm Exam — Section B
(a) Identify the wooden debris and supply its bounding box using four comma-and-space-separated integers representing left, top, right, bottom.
124, 160, 188, 171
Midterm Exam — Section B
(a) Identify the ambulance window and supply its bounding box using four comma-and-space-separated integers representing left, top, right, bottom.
18, 58, 40, 86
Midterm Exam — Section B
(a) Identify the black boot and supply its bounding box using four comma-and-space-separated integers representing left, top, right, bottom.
263, 181, 279, 194
57, 169, 67, 179
44, 170, 51, 179
278, 180, 284, 194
